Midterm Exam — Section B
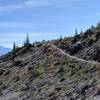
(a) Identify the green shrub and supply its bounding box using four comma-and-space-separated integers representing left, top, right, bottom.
33, 67, 44, 77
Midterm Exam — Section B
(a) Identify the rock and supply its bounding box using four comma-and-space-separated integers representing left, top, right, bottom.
0, 69, 5, 75
48, 95, 57, 100
19, 84, 30, 91
14, 76, 20, 83
3, 70, 10, 76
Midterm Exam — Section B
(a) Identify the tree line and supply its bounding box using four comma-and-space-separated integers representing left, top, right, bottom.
13, 34, 30, 50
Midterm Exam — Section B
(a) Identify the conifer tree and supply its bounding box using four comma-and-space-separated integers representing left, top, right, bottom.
80, 30, 83, 34
96, 23, 100, 29
60, 35, 62, 40
24, 33, 30, 46
13, 42, 17, 50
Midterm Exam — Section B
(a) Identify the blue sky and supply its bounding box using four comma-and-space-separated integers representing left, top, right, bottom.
0, 0, 100, 48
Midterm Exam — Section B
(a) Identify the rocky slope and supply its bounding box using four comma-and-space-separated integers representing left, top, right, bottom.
0, 25, 100, 100
0, 43, 99, 100
52, 25, 100, 62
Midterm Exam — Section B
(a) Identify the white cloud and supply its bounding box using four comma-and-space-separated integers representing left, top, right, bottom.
0, 0, 50, 12
25, 0, 50, 7
79, 13, 100, 20
96, 13, 100, 16
0, 22, 34, 28
48, 0, 80, 7
0, 21, 65, 28
0, 0, 80, 13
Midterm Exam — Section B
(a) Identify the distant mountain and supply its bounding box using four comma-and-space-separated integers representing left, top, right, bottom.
0, 46, 11, 56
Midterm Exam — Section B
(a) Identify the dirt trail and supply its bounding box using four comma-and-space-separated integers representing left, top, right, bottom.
51, 44, 100, 65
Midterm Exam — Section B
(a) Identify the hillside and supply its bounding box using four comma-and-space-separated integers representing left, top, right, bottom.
0, 25, 100, 100
52, 24, 100, 62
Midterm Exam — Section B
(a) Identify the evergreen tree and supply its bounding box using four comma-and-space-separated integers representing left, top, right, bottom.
80, 30, 83, 34
24, 33, 30, 45
60, 35, 62, 40
96, 23, 100, 29
26, 33, 29, 44
13, 42, 17, 50
91, 25, 95, 29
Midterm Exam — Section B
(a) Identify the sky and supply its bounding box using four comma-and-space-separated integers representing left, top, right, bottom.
0, 0, 100, 48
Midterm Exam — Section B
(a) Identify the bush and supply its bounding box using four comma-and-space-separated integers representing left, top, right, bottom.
96, 23, 100, 29
96, 32, 100, 41
88, 39, 94, 45
95, 46, 100, 62
88, 35, 96, 45
70, 44, 82, 55
33, 67, 44, 77
13, 60, 22, 66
